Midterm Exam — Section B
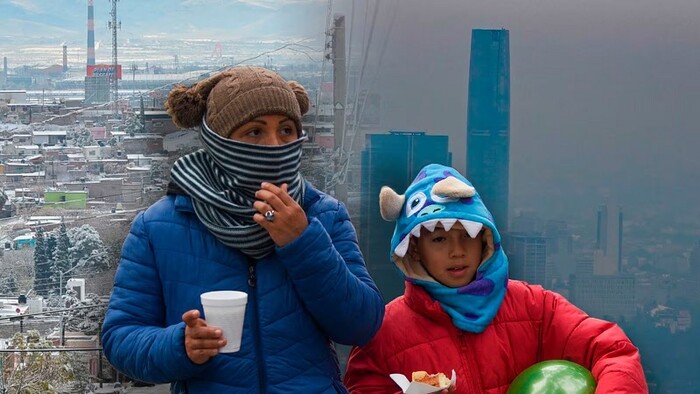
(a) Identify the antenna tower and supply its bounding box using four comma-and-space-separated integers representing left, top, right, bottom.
108, 0, 121, 118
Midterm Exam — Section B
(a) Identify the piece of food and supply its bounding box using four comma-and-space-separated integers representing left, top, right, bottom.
411, 371, 450, 388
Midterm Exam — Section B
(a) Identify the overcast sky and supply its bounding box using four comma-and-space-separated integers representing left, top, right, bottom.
0, 0, 327, 42
335, 0, 700, 222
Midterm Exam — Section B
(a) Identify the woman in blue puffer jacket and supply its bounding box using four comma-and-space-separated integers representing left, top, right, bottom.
101, 66, 385, 393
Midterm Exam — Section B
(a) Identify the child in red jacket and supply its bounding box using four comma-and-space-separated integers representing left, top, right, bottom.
344, 164, 647, 393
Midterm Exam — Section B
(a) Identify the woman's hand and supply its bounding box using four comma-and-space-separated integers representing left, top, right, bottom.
253, 182, 309, 246
182, 310, 226, 365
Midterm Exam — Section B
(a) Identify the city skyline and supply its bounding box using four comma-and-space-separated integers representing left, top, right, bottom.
337, 0, 700, 229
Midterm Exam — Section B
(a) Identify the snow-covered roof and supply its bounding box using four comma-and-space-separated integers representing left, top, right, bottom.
0, 123, 29, 132
124, 134, 163, 140
5, 171, 45, 177
23, 154, 43, 162
32, 130, 67, 136
12, 233, 35, 242
42, 146, 82, 152
28, 216, 62, 221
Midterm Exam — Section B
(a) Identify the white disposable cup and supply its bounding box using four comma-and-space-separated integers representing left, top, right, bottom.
200, 291, 248, 353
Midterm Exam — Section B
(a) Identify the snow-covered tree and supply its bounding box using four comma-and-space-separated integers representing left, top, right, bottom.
0, 248, 34, 292
149, 159, 166, 183
50, 223, 72, 296
1, 330, 75, 393
124, 114, 145, 134
90, 218, 132, 278
64, 293, 107, 336
0, 188, 8, 207
0, 271, 19, 295
103, 161, 125, 174
67, 225, 109, 271
33, 227, 53, 297
71, 128, 96, 147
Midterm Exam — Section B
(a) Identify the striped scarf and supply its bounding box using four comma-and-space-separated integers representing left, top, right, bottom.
169, 119, 306, 259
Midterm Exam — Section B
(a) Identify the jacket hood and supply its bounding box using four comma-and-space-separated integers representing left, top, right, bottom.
380, 164, 504, 283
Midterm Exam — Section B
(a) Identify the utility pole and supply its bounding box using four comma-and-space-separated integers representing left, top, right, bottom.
332, 14, 347, 202
108, 0, 121, 119
0, 353, 4, 393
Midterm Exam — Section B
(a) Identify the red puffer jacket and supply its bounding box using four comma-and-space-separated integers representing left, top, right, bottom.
345, 280, 647, 394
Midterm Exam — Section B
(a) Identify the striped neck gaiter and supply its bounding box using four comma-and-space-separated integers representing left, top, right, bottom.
169, 119, 306, 259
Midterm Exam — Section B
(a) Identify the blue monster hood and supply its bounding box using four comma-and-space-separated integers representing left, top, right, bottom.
379, 163, 509, 333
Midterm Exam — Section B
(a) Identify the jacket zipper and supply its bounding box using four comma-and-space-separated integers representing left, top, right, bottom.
459, 331, 478, 392
248, 259, 267, 393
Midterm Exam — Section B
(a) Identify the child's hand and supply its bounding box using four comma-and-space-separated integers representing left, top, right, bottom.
439, 384, 456, 393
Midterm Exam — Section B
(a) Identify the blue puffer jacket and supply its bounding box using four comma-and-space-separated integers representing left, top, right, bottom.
101, 182, 384, 393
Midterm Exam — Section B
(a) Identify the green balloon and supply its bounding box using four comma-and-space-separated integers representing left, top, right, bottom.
507, 360, 596, 394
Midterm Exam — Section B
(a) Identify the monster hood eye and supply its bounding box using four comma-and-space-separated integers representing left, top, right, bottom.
405, 192, 427, 217
430, 189, 458, 203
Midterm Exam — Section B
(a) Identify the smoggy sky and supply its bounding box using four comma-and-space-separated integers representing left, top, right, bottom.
2, 0, 698, 224
335, 0, 700, 221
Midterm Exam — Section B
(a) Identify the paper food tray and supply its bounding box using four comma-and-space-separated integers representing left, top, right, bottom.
389, 370, 457, 394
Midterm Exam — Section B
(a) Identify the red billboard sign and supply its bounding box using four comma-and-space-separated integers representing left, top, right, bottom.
87, 64, 122, 79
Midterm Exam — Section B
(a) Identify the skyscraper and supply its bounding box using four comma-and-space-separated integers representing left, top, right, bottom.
570, 275, 636, 321
595, 203, 623, 275
505, 233, 547, 286
360, 131, 451, 301
466, 29, 510, 232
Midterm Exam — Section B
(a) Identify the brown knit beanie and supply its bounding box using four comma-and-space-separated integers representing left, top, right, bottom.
165, 66, 310, 138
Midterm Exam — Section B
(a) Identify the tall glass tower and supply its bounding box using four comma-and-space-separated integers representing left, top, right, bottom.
360, 131, 451, 301
466, 29, 510, 232
595, 203, 623, 275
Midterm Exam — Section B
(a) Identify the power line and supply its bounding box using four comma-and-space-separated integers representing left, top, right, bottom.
311, 0, 335, 141
0, 348, 102, 353
36, 38, 324, 127
347, 0, 398, 163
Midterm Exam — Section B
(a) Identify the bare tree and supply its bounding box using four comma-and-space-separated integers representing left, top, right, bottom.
0, 248, 36, 294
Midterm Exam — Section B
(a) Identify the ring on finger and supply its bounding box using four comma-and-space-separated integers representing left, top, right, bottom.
264, 210, 276, 222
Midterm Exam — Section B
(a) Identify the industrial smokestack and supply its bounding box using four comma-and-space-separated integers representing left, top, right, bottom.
2, 57, 7, 88
87, 0, 96, 68
62, 44, 68, 72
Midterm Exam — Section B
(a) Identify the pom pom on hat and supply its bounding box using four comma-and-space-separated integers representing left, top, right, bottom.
288, 80, 310, 115
164, 84, 207, 129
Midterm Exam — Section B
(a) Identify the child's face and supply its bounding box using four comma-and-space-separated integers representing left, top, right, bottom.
410, 222, 483, 288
